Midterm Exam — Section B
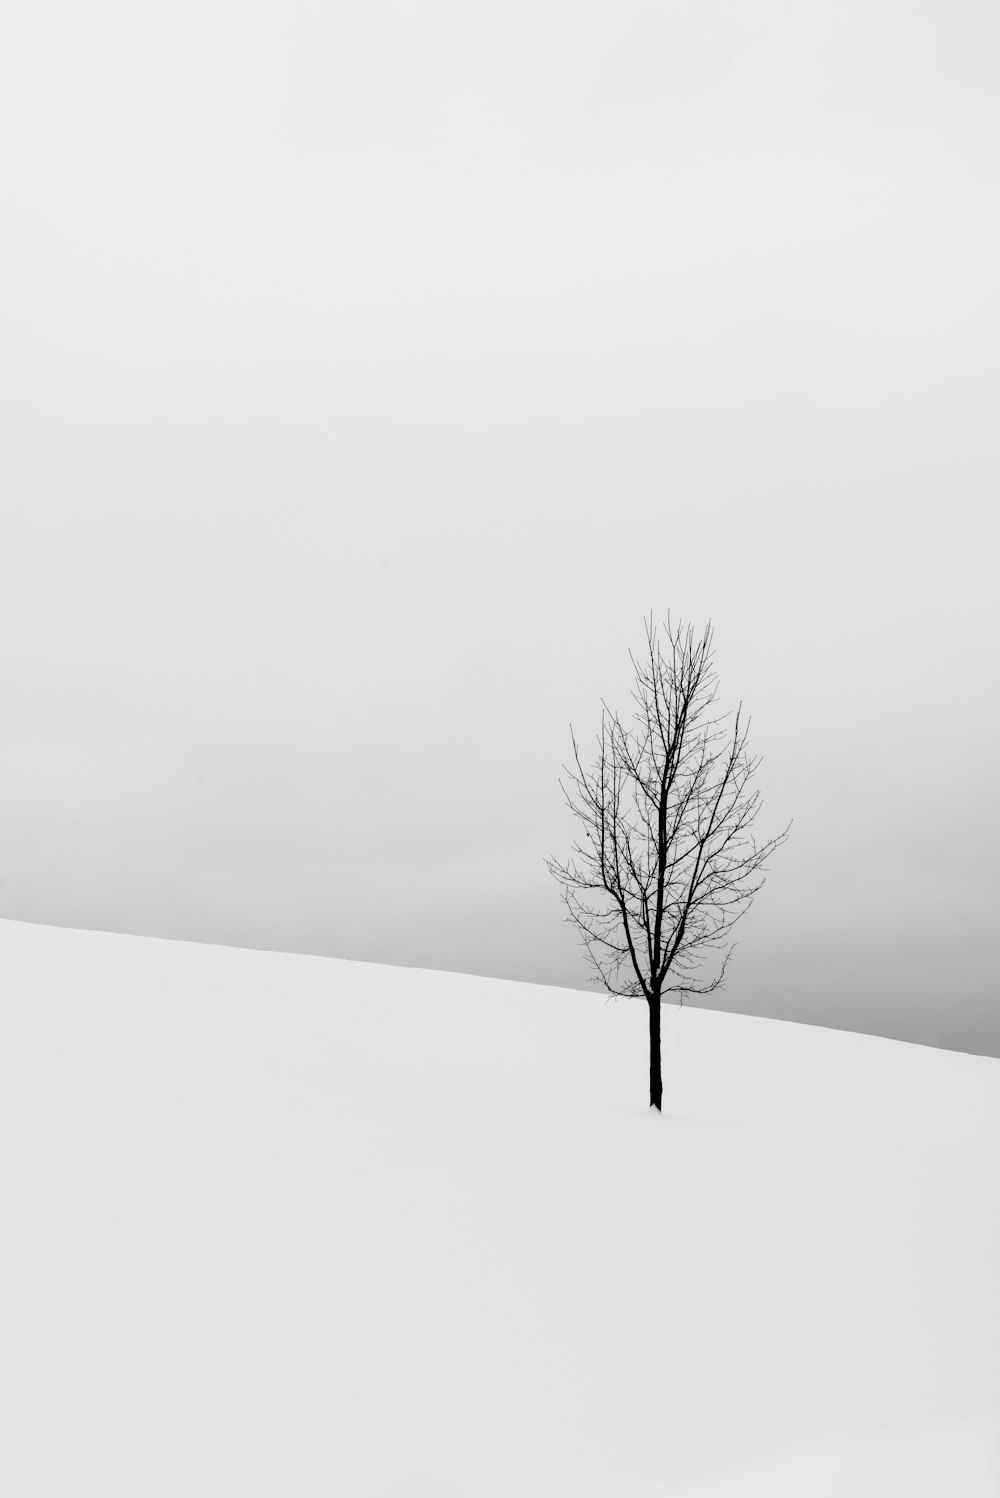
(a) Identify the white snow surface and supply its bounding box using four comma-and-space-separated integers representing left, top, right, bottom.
1, 916, 998, 1496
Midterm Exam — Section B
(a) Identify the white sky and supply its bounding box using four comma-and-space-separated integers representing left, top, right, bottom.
1, 1, 998, 1051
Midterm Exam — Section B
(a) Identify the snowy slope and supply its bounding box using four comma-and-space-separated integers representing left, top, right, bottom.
1, 916, 998, 1496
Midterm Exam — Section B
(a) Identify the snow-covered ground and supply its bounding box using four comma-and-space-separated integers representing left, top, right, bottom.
1, 916, 998, 1496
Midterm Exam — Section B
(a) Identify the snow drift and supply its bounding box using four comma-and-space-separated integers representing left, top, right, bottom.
1, 917, 998, 1495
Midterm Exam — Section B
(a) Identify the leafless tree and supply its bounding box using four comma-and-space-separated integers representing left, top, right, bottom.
546, 614, 790, 1111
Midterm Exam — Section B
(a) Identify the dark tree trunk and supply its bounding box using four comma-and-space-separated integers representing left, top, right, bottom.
648, 993, 662, 1111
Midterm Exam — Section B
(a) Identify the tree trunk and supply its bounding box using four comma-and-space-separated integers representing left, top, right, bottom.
648, 993, 662, 1111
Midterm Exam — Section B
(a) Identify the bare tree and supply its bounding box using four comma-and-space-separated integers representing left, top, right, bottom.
546, 614, 790, 1111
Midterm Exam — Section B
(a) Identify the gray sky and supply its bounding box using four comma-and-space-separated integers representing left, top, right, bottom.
2, 1, 998, 1055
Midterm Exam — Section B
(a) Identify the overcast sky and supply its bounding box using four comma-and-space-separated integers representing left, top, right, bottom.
2, 1, 998, 1055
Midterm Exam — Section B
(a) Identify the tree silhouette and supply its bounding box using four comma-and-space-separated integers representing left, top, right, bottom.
546, 614, 790, 1110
